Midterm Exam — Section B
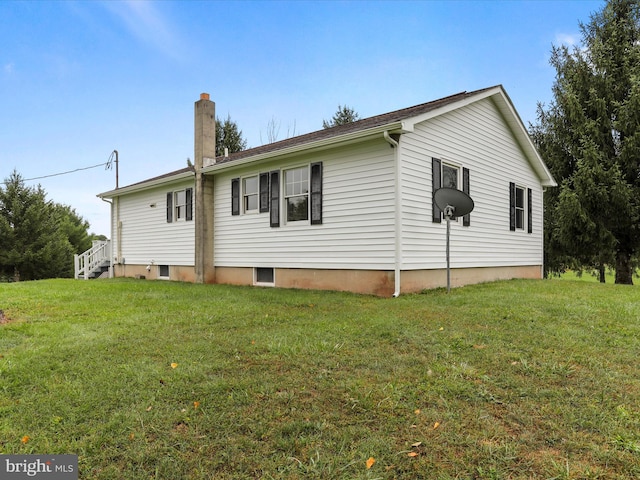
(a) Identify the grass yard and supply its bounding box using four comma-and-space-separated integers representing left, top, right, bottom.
0, 278, 639, 479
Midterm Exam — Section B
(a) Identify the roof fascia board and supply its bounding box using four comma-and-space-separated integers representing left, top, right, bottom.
401, 86, 504, 129
202, 122, 408, 174
404, 85, 556, 187
489, 89, 557, 187
98, 170, 194, 199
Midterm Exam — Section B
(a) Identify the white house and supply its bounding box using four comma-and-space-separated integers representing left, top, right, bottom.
97, 86, 556, 296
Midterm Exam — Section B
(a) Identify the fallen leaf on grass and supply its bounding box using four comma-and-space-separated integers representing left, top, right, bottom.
411, 441, 422, 448
366, 457, 375, 469
170, 362, 178, 369
433, 422, 440, 430
129, 433, 135, 440
414, 409, 421, 415
146, 406, 153, 412
193, 401, 200, 409
21, 435, 30, 444
407, 452, 419, 457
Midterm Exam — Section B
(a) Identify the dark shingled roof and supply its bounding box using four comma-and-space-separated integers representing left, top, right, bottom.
106, 86, 498, 193
216, 87, 495, 164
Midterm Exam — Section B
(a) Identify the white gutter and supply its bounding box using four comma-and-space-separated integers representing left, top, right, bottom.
384, 131, 402, 297
98, 170, 194, 199
202, 122, 407, 174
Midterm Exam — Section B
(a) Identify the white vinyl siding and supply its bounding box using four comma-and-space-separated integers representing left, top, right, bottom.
214, 139, 396, 270
114, 180, 195, 266
400, 97, 543, 270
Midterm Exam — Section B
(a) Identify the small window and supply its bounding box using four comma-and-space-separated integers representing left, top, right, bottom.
432, 158, 470, 226
167, 188, 193, 222
509, 183, 532, 233
515, 186, 525, 230
442, 163, 459, 189
243, 176, 259, 213
255, 267, 274, 285
158, 265, 169, 278
175, 190, 187, 220
284, 166, 309, 222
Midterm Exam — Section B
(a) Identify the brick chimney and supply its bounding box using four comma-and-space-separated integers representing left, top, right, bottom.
194, 93, 215, 283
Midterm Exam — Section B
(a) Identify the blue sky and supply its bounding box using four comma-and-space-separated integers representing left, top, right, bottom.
0, 0, 604, 236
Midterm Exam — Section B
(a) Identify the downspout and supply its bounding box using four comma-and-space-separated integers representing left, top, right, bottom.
100, 196, 116, 278
383, 131, 402, 297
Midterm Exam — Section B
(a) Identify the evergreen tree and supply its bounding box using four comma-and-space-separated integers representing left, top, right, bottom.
531, 0, 640, 284
322, 105, 360, 129
53, 203, 93, 254
0, 171, 81, 281
216, 115, 248, 157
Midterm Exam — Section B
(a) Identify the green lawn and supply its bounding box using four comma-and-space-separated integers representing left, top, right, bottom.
0, 278, 639, 479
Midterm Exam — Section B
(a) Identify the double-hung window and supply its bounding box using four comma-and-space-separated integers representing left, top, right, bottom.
243, 176, 259, 213
442, 162, 459, 189
515, 186, 525, 230
509, 182, 533, 233
231, 163, 322, 226
175, 190, 187, 220
166, 188, 193, 223
284, 166, 309, 222
432, 158, 470, 226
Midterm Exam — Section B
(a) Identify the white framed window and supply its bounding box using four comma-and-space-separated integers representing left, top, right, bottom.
509, 182, 532, 233
441, 162, 460, 189
233, 163, 322, 226
432, 158, 471, 226
243, 176, 259, 213
166, 188, 193, 223
174, 190, 187, 220
284, 166, 309, 223
515, 185, 525, 230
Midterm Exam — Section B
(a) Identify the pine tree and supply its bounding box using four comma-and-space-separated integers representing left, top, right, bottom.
0, 171, 78, 281
216, 115, 248, 157
531, 0, 640, 284
322, 105, 360, 129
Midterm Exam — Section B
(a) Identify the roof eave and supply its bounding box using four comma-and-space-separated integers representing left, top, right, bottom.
489, 87, 558, 188
202, 121, 409, 173
97, 169, 194, 199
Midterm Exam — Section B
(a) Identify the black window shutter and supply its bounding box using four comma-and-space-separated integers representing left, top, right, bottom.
231, 178, 240, 216
432, 158, 442, 223
509, 182, 516, 231
527, 188, 533, 233
270, 170, 280, 227
259, 173, 270, 213
166, 192, 173, 223
310, 162, 323, 225
462, 167, 470, 227
186, 188, 193, 221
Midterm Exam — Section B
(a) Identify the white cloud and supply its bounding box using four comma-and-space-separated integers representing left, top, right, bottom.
102, 0, 186, 60
555, 33, 580, 47
4, 62, 14, 74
